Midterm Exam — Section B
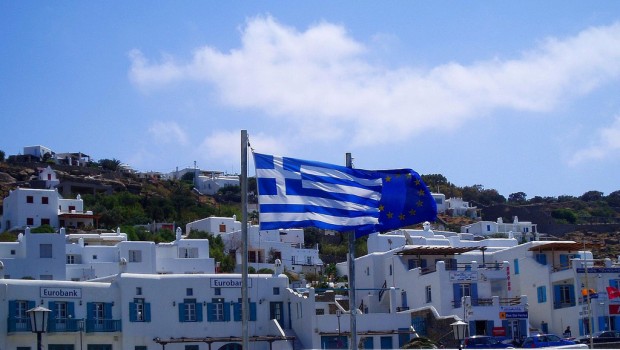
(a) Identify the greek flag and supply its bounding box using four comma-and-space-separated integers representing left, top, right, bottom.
254, 153, 437, 236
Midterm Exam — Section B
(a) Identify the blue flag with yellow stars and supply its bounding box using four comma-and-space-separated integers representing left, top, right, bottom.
355, 169, 437, 237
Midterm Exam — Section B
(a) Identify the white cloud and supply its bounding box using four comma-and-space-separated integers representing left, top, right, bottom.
569, 116, 620, 166
196, 130, 289, 170
129, 16, 620, 148
147, 121, 189, 146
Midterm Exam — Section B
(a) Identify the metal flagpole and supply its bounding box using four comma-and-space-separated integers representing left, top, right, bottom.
241, 130, 249, 349
346, 153, 358, 350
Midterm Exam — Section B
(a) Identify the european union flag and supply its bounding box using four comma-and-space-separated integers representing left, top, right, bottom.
254, 152, 437, 237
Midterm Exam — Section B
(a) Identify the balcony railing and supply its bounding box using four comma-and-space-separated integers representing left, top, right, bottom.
9, 318, 121, 334
85, 319, 122, 333
7, 317, 30, 332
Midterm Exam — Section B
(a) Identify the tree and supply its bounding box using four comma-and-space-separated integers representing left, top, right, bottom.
551, 208, 577, 224
98, 158, 122, 171
0, 149, 5, 162
508, 192, 527, 204
580, 190, 604, 202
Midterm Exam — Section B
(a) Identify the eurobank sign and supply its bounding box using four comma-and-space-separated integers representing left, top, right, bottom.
40, 287, 82, 299
210, 278, 250, 288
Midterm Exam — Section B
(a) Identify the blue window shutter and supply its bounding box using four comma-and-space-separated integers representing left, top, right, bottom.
453, 284, 461, 308
486, 321, 493, 336
207, 303, 215, 322
196, 303, 203, 322
104, 303, 112, 319
129, 303, 137, 322
8, 300, 16, 319
421, 259, 427, 268
598, 316, 606, 331
233, 303, 241, 322
224, 302, 231, 322
553, 285, 561, 309
542, 286, 547, 302
568, 285, 576, 306
68, 302, 75, 318
178, 303, 185, 322
49, 301, 57, 319
28, 300, 36, 309
250, 302, 257, 321
471, 284, 478, 306
86, 303, 94, 319
513, 259, 519, 274
579, 319, 584, 336
560, 254, 568, 268
144, 303, 151, 322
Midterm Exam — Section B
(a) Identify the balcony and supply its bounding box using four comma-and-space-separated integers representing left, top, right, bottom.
84, 319, 122, 333
7, 317, 31, 332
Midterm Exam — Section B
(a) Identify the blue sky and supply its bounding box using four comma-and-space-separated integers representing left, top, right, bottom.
2, 2, 620, 199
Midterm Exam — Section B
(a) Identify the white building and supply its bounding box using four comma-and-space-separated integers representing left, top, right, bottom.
0, 268, 416, 349
0, 227, 214, 281
1, 188, 97, 232
23, 145, 53, 160
195, 174, 240, 195
334, 221, 620, 343
445, 197, 480, 219
461, 216, 537, 241
186, 216, 323, 274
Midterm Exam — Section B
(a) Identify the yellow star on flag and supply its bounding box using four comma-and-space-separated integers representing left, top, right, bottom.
387, 212, 394, 219
399, 213, 405, 220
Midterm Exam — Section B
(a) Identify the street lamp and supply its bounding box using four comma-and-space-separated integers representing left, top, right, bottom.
27, 305, 50, 350
451, 320, 468, 350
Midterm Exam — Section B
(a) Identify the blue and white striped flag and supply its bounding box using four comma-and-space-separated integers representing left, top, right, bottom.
254, 153, 437, 235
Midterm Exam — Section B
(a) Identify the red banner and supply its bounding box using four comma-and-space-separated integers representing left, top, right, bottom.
609, 304, 620, 315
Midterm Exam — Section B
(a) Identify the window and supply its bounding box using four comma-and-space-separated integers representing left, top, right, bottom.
186, 288, 193, 296
316, 309, 325, 315
11, 249, 15, 255
87, 345, 112, 350
207, 298, 229, 322
135, 347, 147, 350
179, 247, 198, 258
54, 302, 68, 324
27, 196, 33, 203
214, 287, 221, 296
389, 265, 393, 275
41, 218, 50, 226
41, 196, 49, 204
136, 287, 142, 295
40, 244, 53, 258
14, 300, 29, 319
233, 300, 257, 321
129, 250, 142, 263
185, 346, 199, 350
93, 302, 105, 324
537, 286, 547, 303
270, 302, 284, 324
535, 253, 547, 265
425, 286, 432, 303
69, 205, 76, 212
486, 224, 491, 231
273, 287, 280, 295
66, 255, 79, 264
48, 345, 75, 350
93, 255, 97, 260
306, 256, 312, 264
181, 299, 197, 322
554, 284, 576, 309
130, 298, 151, 322
219, 224, 226, 233
27, 217, 34, 226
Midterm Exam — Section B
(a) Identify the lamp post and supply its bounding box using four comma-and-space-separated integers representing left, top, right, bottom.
27, 305, 50, 350
451, 320, 468, 350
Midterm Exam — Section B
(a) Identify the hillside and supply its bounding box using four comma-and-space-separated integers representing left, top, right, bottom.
2, 160, 620, 259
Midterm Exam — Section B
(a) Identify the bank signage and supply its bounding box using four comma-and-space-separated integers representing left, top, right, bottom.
40, 287, 82, 299
449, 271, 478, 282
210, 278, 250, 288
